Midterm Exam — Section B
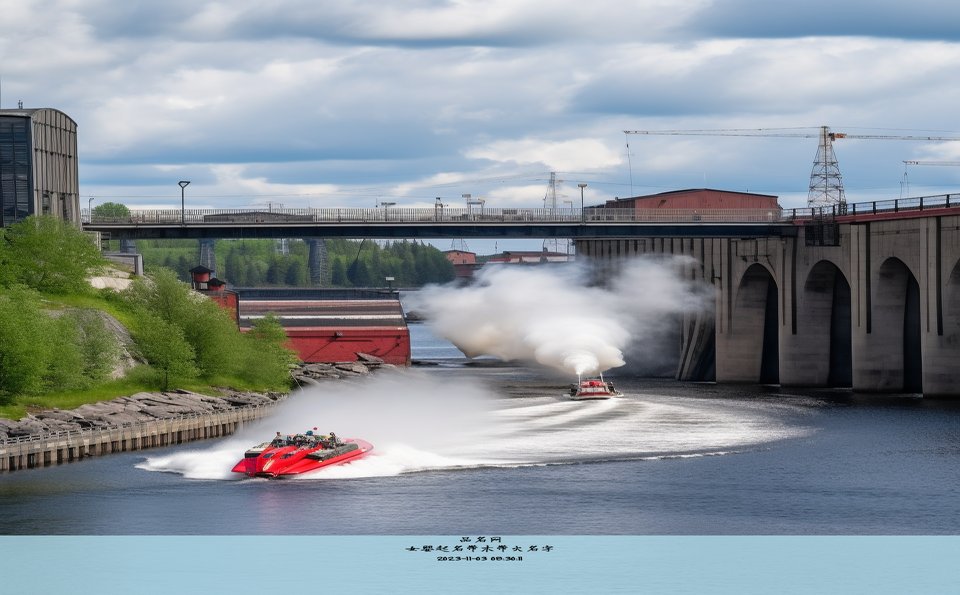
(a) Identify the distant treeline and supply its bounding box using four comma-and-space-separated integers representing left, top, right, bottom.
134, 238, 455, 287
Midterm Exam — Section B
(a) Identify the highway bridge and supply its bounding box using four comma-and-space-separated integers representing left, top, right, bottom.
83, 205, 799, 240
81, 194, 960, 240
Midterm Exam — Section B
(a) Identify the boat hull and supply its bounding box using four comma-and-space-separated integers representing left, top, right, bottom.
232, 438, 373, 478
567, 379, 622, 400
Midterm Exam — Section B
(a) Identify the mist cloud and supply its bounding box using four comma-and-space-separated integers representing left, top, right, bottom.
409, 257, 710, 377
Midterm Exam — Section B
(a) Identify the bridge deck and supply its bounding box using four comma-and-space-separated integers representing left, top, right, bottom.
81, 194, 960, 240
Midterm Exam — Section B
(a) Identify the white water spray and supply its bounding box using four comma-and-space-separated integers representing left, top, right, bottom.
138, 369, 501, 479
408, 257, 709, 377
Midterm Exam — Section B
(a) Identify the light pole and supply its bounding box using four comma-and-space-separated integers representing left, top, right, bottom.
578, 183, 587, 223
380, 201, 396, 221
88, 196, 95, 222
178, 180, 190, 224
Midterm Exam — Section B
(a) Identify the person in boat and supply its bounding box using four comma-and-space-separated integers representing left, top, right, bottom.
272, 432, 284, 447
329, 432, 339, 447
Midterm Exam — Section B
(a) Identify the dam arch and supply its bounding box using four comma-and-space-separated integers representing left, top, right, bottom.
858, 257, 922, 392
801, 261, 852, 387
718, 263, 779, 383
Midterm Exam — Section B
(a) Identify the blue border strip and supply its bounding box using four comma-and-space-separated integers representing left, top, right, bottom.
2, 536, 959, 594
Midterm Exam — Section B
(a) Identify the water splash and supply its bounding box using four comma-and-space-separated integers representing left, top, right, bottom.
138, 369, 811, 480
408, 257, 709, 376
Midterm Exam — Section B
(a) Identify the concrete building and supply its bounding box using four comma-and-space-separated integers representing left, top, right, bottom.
0, 107, 80, 227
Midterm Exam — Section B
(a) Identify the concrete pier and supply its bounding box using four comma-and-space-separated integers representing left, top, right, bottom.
0, 404, 274, 472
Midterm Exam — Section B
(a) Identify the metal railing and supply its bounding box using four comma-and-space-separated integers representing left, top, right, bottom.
82, 193, 960, 227
87, 206, 787, 225
782, 193, 957, 221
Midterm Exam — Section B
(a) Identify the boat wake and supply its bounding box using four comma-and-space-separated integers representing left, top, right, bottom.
138, 369, 814, 480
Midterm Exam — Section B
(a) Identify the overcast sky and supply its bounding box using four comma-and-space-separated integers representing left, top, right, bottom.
4, 0, 960, 250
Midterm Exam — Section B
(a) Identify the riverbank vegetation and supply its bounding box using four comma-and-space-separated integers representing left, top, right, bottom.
0, 216, 297, 419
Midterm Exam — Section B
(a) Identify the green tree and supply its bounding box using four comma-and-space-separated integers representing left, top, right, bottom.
0, 291, 55, 400
124, 268, 239, 379
284, 259, 307, 286
0, 288, 93, 401
0, 216, 105, 294
330, 258, 349, 286
131, 311, 198, 390
91, 202, 131, 219
236, 315, 297, 387
69, 309, 121, 382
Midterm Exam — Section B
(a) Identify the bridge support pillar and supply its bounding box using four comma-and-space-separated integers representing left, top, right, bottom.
199, 239, 217, 275
307, 239, 328, 286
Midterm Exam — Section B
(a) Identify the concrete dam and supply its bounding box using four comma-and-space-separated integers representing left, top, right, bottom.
577, 207, 960, 397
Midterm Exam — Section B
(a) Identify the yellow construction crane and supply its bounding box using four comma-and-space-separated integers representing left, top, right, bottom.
624, 126, 960, 208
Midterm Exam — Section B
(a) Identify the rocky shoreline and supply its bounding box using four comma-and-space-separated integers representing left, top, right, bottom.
0, 356, 391, 442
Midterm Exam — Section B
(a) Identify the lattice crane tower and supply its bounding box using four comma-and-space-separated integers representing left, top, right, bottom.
808, 126, 846, 209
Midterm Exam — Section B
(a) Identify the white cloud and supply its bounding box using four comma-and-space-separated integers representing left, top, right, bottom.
466, 138, 622, 171
5, 0, 960, 223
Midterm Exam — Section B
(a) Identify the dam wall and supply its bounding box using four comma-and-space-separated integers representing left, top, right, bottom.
577, 212, 960, 396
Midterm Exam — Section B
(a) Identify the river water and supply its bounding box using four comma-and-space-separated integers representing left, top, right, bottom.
2, 323, 959, 535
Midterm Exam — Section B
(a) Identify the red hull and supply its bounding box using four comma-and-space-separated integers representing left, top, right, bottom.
232, 438, 373, 478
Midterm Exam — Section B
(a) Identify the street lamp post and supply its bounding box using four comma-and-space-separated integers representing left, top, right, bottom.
578, 183, 587, 223
178, 180, 190, 225
379, 201, 396, 221
88, 196, 95, 222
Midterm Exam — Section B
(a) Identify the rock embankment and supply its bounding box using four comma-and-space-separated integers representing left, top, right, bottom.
0, 389, 285, 440
291, 353, 395, 385
0, 355, 390, 441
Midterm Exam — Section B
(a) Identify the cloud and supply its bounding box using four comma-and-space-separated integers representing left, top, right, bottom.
688, 0, 960, 41
466, 137, 622, 170
6, 0, 960, 220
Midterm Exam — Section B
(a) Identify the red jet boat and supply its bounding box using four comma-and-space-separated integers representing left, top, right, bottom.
232, 431, 373, 478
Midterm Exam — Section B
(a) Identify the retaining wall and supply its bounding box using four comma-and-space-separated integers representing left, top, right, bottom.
0, 403, 276, 472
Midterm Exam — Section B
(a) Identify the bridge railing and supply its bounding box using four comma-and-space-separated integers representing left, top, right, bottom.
84, 194, 959, 227
88, 206, 787, 225
783, 193, 957, 221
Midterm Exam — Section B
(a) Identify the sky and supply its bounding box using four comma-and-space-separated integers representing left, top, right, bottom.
4, 0, 960, 252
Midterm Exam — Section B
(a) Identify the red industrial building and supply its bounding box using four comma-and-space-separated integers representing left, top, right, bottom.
190, 266, 410, 366
604, 188, 780, 211
236, 289, 410, 366
443, 249, 480, 279
486, 249, 571, 264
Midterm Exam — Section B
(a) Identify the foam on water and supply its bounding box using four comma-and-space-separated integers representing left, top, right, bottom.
138, 369, 813, 480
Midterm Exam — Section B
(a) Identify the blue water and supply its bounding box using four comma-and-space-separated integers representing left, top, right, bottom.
1, 322, 959, 535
